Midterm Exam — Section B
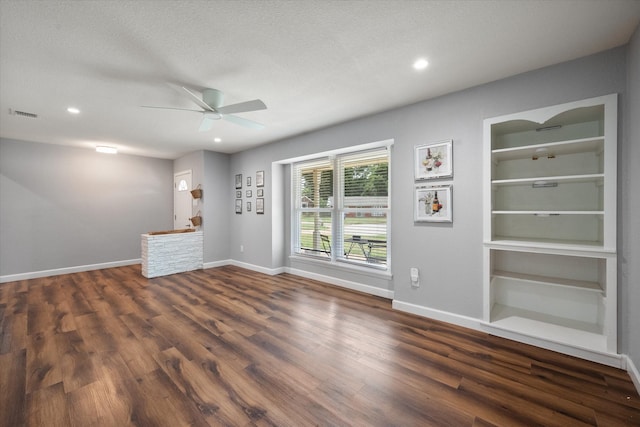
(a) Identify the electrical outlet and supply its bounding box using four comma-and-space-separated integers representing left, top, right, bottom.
410, 267, 419, 287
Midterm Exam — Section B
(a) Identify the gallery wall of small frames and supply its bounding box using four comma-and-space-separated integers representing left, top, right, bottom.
235, 170, 265, 214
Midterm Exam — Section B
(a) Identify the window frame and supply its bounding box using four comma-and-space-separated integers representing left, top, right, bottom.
291, 143, 392, 272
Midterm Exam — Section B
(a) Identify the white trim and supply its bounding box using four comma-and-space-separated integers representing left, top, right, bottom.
393, 299, 626, 369
289, 254, 393, 279
481, 322, 624, 368
203, 259, 286, 276
392, 300, 483, 331
275, 138, 393, 165
230, 260, 286, 276
625, 354, 640, 395
203, 259, 233, 269
287, 267, 394, 299
0, 259, 141, 283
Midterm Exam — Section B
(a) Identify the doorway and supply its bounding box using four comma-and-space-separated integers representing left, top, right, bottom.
174, 170, 192, 229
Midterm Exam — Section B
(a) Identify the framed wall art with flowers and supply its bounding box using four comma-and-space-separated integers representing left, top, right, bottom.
414, 183, 452, 223
414, 139, 453, 181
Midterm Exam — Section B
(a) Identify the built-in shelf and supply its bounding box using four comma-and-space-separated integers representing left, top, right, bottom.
488, 237, 611, 253
492, 270, 602, 293
491, 137, 604, 161
492, 173, 604, 186
489, 304, 607, 352
483, 93, 617, 357
492, 211, 603, 215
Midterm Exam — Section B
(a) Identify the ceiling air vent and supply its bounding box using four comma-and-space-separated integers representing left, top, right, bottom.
9, 109, 38, 119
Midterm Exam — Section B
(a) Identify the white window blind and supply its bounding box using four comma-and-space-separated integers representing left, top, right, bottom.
337, 148, 389, 266
292, 146, 390, 269
292, 158, 333, 257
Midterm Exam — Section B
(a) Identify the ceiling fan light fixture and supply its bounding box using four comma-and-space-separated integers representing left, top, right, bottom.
96, 146, 117, 154
413, 58, 429, 71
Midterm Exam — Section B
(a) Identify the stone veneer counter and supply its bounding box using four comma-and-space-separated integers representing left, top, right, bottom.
141, 230, 203, 278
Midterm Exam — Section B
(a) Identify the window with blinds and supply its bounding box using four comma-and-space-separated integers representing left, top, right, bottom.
292, 146, 390, 269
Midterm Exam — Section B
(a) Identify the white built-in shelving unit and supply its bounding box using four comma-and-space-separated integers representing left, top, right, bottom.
483, 94, 617, 357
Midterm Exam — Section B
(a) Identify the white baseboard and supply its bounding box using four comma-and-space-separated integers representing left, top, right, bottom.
625, 354, 640, 395
203, 259, 233, 269
201, 261, 393, 299
481, 322, 624, 369
392, 300, 628, 370
286, 267, 394, 299
203, 259, 284, 276
392, 300, 483, 331
229, 260, 286, 276
0, 259, 141, 284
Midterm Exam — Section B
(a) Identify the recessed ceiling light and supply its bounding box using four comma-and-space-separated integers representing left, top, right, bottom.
213, 137, 222, 143
96, 146, 117, 154
413, 58, 429, 71
67, 107, 80, 114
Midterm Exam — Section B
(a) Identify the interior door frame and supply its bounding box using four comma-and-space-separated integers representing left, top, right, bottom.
174, 169, 193, 230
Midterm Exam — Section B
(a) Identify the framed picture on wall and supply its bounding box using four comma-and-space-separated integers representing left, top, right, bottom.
236, 190, 242, 198
257, 189, 264, 197
235, 198, 242, 214
414, 139, 453, 181
246, 190, 252, 198
247, 176, 252, 186
247, 201, 252, 212
235, 174, 242, 189
414, 183, 452, 222
256, 198, 264, 214
256, 170, 265, 187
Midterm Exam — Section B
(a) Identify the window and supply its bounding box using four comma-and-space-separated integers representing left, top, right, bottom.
292, 146, 390, 269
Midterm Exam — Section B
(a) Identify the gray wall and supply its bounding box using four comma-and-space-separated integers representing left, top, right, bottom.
229, 46, 629, 338
0, 138, 173, 276
203, 150, 231, 262
229, 150, 276, 268
623, 24, 640, 372
174, 150, 231, 264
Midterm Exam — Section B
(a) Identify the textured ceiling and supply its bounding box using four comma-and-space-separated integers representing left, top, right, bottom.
1, 0, 639, 159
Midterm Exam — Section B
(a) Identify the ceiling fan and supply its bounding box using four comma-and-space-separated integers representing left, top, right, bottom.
143, 87, 267, 131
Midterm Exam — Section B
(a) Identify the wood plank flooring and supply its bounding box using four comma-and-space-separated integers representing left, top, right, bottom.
1, 265, 639, 426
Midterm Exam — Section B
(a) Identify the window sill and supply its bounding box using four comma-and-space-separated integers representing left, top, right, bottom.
289, 254, 393, 280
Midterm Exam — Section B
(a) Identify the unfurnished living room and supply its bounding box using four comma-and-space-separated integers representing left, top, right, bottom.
1, 1, 640, 426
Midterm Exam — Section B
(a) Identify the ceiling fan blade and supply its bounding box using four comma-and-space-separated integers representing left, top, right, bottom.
216, 99, 267, 115
141, 105, 202, 113
223, 114, 265, 130
199, 115, 216, 132
182, 86, 215, 111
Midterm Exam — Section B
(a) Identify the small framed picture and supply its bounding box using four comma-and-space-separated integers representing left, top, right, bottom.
247, 176, 252, 187
236, 190, 242, 198
414, 184, 452, 222
257, 189, 264, 197
256, 170, 265, 187
414, 139, 453, 181
256, 198, 264, 214
235, 174, 242, 189
247, 201, 252, 212
246, 190, 252, 198
235, 198, 242, 214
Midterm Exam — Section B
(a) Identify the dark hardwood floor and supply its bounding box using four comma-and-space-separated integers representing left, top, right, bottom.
1, 265, 639, 426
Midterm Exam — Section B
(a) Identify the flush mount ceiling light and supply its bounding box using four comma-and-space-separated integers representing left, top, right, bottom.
413, 58, 429, 71
67, 107, 80, 114
213, 137, 222, 143
96, 146, 117, 154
